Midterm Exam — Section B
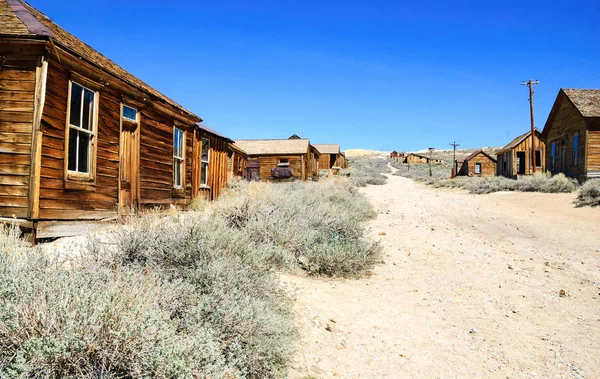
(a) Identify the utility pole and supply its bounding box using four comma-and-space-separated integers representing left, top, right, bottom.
450, 141, 460, 177
522, 79, 539, 173
428, 147, 435, 177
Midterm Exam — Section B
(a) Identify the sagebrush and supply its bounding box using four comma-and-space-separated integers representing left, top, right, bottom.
576, 179, 600, 207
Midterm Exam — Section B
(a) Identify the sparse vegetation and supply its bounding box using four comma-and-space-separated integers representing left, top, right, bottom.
347, 157, 390, 186
407, 172, 579, 195
576, 179, 600, 207
0, 175, 381, 377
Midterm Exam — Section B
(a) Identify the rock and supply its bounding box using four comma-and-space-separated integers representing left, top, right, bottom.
508, 264, 514, 270
379, 232, 387, 236
559, 289, 566, 297
469, 328, 477, 334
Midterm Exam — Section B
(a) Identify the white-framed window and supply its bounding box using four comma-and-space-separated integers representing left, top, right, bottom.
573, 134, 579, 166
277, 158, 289, 167
475, 162, 482, 174
67, 81, 97, 174
200, 138, 210, 186
173, 128, 185, 188
122, 105, 138, 122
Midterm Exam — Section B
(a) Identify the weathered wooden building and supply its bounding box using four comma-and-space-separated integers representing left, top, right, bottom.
457, 149, 496, 177
194, 123, 234, 201
228, 142, 247, 179
495, 129, 545, 177
404, 153, 443, 165
313, 144, 342, 169
542, 88, 600, 181
390, 150, 399, 160
0, 0, 229, 238
339, 151, 348, 169
234, 139, 317, 181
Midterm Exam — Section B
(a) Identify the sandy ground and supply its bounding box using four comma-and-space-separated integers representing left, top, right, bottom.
285, 170, 600, 378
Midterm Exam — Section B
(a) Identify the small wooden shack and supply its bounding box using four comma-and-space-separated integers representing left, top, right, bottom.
390, 150, 399, 160
310, 144, 321, 178
339, 151, 348, 169
542, 88, 600, 181
457, 149, 496, 177
234, 139, 317, 181
495, 129, 545, 177
228, 142, 247, 179
404, 153, 443, 165
0, 0, 231, 238
313, 144, 342, 169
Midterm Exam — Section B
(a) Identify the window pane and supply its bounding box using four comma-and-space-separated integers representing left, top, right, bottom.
123, 105, 137, 121
174, 128, 184, 158
202, 138, 209, 162
69, 83, 82, 127
82, 88, 94, 130
68, 128, 78, 171
174, 159, 182, 187
78, 132, 90, 173
201, 162, 208, 185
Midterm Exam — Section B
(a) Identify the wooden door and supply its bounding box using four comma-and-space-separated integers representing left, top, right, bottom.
119, 121, 140, 211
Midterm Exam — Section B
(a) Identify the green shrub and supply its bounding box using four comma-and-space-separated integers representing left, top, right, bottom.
576, 179, 600, 207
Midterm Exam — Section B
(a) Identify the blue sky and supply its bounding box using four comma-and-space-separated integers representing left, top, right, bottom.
30, 0, 600, 151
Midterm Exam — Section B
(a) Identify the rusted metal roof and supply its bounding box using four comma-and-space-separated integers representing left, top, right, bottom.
1, 0, 200, 119
235, 139, 310, 156
562, 88, 600, 118
312, 144, 340, 155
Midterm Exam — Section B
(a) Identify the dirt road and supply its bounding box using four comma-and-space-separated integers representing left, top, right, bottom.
286, 172, 600, 378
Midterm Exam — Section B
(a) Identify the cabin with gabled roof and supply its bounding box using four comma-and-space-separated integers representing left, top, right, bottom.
542, 88, 600, 181
496, 129, 545, 177
457, 149, 496, 177
0, 0, 231, 238
234, 139, 317, 181
403, 153, 443, 165
313, 144, 342, 169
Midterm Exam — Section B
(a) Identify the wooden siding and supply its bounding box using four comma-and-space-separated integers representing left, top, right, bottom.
0, 41, 43, 219
462, 152, 495, 177
588, 126, 600, 178
545, 97, 588, 181
497, 133, 546, 177
196, 133, 230, 201
257, 155, 304, 181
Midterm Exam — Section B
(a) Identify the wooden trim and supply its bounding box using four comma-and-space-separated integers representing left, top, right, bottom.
585, 128, 589, 176
28, 54, 48, 220
173, 125, 185, 189
69, 70, 104, 91
63, 78, 99, 185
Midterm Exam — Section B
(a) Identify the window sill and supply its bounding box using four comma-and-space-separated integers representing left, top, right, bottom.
198, 185, 211, 190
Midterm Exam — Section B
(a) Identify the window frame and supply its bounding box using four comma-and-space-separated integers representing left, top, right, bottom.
64, 80, 99, 183
122, 104, 138, 123
200, 137, 210, 186
535, 149, 542, 168
474, 162, 482, 174
173, 127, 185, 189
550, 141, 556, 171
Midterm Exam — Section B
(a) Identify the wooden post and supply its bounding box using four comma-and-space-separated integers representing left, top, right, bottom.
522, 79, 539, 174
28, 55, 48, 220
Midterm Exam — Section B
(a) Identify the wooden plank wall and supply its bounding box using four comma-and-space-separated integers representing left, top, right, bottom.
513, 134, 546, 176
257, 155, 303, 181
198, 134, 229, 201
587, 127, 600, 178
466, 153, 496, 177
318, 154, 331, 170
39, 59, 119, 220
0, 42, 40, 218
545, 98, 588, 180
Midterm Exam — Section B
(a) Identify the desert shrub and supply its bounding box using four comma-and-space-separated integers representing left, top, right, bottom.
391, 161, 453, 180
0, 224, 238, 378
91, 214, 297, 378
348, 157, 390, 186
576, 179, 600, 207
212, 179, 380, 276
0, 219, 296, 378
518, 172, 578, 193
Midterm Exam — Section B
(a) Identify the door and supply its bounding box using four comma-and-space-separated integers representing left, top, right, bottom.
516, 151, 526, 175
119, 107, 140, 211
